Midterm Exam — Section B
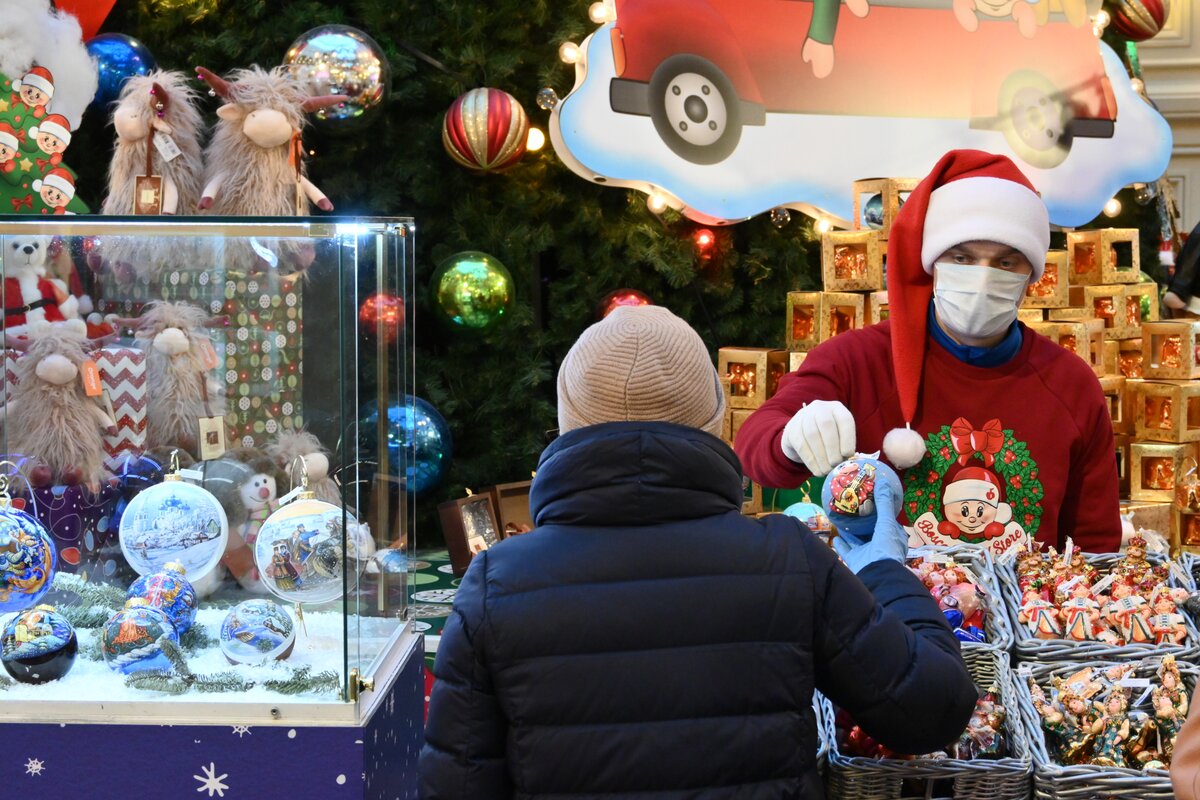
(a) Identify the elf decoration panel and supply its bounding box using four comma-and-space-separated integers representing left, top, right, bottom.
0, 218, 419, 738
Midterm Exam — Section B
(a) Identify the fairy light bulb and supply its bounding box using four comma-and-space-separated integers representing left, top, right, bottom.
1103, 197, 1122, 217
559, 42, 582, 64
588, 2, 612, 23
646, 193, 667, 214
816, 218, 832, 234
526, 127, 546, 151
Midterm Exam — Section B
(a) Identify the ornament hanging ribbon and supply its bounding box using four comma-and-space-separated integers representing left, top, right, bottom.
950, 417, 1004, 467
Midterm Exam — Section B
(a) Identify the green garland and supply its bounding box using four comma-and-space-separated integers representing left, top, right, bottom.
903, 426, 1045, 540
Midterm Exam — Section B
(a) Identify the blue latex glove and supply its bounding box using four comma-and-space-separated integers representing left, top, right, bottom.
832, 479, 909, 574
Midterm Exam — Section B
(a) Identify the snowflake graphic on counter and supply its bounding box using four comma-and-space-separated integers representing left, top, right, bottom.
24, 758, 44, 776
194, 763, 229, 797
231, 725, 252, 738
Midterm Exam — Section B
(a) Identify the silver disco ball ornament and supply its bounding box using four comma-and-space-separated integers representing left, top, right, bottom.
285, 24, 390, 132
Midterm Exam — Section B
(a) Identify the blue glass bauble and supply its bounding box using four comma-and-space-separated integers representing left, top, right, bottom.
220, 599, 296, 665
86, 33, 157, 111
127, 561, 198, 635
820, 455, 903, 545
863, 193, 884, 230
0, 505, 56, 613
359, 396, 452, 495
783, 501, 832, 535
1, 604, 77, 684
101, 599, 178, 674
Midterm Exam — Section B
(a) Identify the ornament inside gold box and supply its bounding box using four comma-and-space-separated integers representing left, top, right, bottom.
1131, 442, 1195, 503
1023, 251, 1069, 308
785, 292, 864, 351
1142, 321, 1200, 381
718, 347, 788, 410
1134, 381, 1200, 444
821, 231, 883, 293
1066, 228, 1140, 285
851, 177, 917, 240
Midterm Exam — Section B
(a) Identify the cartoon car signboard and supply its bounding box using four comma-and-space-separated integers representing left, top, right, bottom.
549, 0, 1172, 227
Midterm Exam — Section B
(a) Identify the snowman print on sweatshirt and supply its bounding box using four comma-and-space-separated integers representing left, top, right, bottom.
904, 416, 1039, 556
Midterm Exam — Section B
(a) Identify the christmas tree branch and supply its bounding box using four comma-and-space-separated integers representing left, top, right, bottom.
263, 666, 342, 696
51, 573, 125, 628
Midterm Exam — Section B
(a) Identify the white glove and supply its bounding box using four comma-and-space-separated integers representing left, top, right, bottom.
780, 399, 856, 477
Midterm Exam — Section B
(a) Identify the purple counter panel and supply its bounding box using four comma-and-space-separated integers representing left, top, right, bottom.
0, 642, 424, 800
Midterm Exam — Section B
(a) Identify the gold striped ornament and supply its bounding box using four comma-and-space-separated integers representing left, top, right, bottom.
442, 88, 529, 173
1105, 0, 1169, 41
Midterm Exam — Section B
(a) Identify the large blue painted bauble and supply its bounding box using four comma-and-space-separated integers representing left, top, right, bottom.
820, 455, 903, 545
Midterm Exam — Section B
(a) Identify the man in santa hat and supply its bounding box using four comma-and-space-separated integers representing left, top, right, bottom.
735, 149, 1121, 553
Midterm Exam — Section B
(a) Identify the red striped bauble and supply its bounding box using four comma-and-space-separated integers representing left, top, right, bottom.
442, 88, 529, 173
1105, 0, 1170, 41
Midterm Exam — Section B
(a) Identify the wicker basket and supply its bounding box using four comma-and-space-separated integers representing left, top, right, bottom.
1013, 658, 1196, 800
910, 545, 1015, 652
816, 694, 828, 777
996, 551, 1199, 662
822, 648, 1032, 800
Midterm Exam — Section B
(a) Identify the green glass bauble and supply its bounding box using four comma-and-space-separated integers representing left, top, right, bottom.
431, 251, 514, 330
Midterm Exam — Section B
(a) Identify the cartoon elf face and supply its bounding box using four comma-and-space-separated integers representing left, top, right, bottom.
39, 185, 66, 207
0, 143, 12, 163
36, 132, 65, 155
944, 500, 997, 535
20, 86, 47, 108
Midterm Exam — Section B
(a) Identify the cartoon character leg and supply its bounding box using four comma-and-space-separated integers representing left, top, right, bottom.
844, 0, 870, 18
953, 0, 980, 31
1013, 1, 1038, 38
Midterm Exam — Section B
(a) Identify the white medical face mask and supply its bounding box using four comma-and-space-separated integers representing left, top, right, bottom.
932, 263, 1029, 340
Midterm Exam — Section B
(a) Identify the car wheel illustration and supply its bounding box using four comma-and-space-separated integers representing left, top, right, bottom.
998, 70, 1071, 169
648, 54, 742, 165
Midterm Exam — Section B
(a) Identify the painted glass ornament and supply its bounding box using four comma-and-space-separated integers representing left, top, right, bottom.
783, 501, 832, 536
119, 457, 228, 581
1, 604, 77, 684
101, 598, 179, 674
220, 599, 296, 665
127, 561, 198, 635
253, 460, 364, 605
0, 476, 56, 613
821, 454, 904, 544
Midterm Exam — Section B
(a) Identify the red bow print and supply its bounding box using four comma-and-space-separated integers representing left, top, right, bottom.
10, 194, 32, 211
35, 157, 57, 170
949, 417, 1004, 467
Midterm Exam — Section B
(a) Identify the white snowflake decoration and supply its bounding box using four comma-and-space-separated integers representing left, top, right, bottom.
24, 758, 44, 776
193, 763, 229, 797
231, 725, 251, 738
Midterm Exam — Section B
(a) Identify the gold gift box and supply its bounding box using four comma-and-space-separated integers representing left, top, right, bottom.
730, 408, 754, 444
789, 351, 807, 372
867, 290, 889, 325
1121, 499, 1177, 554
785, 291, 865, 351
1141, 321, 1200, 381
1068, 285, 1138, 340
821, 231, 883, 292
719, 347, 789, 410
1133, 380, 1200, 444
852, 177, 917, 240
1067, 228, 1140, 285
1131, 442, 1194, 503
720, 409, 733, 445
1127, 282, 1160, 325
742, 476, 763, 515
1024, 251, 1070, 308
1017, 308, 1045, 324
1099, 375, 1128, 434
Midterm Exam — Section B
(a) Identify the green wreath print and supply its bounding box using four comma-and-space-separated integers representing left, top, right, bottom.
902, 425, 1045, 541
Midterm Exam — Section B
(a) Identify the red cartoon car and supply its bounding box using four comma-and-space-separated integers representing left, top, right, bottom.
607, 0, 1117, 166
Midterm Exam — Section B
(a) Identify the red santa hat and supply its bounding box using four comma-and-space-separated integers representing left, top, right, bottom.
942, 467, 1002, 506
13, 66, 54, 98
882, 150, 1051, 470
0, 123, 19, 151
31, 114, 71, 146
33, 168, 75, 200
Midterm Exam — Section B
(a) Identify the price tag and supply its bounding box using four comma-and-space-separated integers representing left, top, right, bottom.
1062, 537, 1074, 564
1169, 560, 1191, 587
153, 131, 182, 162
1058, 575, 1083, 593
1134, 686, 1154, 707
179, 468, 205, 482
197, 339, 220, 371
198, 415, 226, 460
133, 175, 163, 215
1091, 573, 1116, 595
1119, 677, 1152, 688
79, 359, 102, 397
997, 539, 1024, 565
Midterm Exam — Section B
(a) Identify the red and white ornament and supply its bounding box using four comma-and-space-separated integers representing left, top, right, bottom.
1105, 0, 1170, 41
442, 88, 529, 173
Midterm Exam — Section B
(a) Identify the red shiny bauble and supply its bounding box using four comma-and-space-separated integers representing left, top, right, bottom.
597, 288, 653, 320
442, 88, 529, 173
1105, 0, 1169, 41
359, 293, 406, 344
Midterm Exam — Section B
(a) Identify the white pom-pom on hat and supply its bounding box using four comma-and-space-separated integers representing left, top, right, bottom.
883, 425, 926, 469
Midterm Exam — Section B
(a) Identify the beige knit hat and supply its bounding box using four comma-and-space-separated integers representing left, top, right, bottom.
557, 305, 726, 437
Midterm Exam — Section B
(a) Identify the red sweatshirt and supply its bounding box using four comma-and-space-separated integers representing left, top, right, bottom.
735, 320, 1122, 553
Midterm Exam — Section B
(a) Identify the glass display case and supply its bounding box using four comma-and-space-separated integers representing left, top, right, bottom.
0, 216, 418, 729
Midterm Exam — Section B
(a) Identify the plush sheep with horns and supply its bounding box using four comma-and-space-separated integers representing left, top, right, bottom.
102, 70, 205, 216
195, 65, 346, 216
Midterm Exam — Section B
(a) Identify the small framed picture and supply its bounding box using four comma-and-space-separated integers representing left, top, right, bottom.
198, 415, 227, 460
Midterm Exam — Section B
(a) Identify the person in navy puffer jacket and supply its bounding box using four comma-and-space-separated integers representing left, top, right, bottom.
419, 305, 977, 799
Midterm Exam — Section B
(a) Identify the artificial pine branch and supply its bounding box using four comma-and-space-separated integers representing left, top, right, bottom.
125, 670, 192, 695
51, 573, 125, 628
192, 672, 256, 693
179, 625, 218, 655
159, 636, 194, 678
263, 667, 342, 696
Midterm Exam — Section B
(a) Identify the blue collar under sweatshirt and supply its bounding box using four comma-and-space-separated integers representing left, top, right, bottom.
927, 301, 1023, 367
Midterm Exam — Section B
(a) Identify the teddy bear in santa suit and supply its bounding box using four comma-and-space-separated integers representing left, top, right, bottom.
11, 66, 54, 120
938, 466, 1016, 541
2, 234, 80, 339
